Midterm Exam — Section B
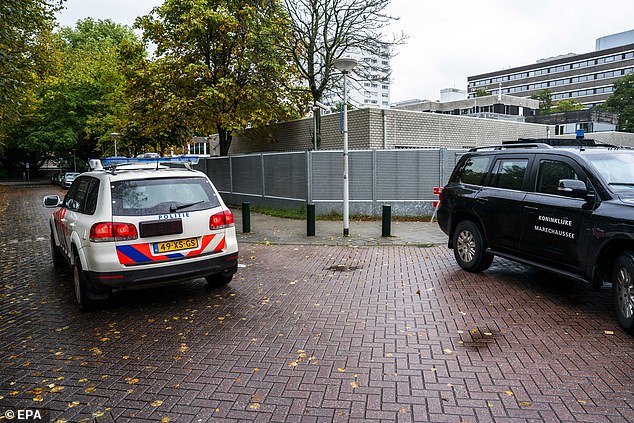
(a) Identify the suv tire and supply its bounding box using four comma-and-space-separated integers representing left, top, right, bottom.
73, 254, 96, 311
453, 220, 494, 272
51, 231, 66, 268
613, 251, 634, 334
206, 273, 233, 289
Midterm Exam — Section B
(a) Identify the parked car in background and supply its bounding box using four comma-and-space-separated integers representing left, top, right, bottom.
42, 156, 238, 310
61, 172, 80, 189
437, 139, 634, 334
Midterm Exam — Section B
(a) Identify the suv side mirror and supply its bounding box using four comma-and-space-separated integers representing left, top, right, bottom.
43, 195, 61, 208
558, 179, 589, 198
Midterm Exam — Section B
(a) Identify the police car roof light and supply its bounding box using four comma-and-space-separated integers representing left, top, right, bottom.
101, 156, 200, 168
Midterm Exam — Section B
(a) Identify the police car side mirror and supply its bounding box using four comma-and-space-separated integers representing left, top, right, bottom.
558, 179, 588, 198
43, 195, 61, 208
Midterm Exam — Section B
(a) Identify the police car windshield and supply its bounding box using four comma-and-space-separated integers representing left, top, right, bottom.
111, 177, 221, 216
585, 151, 634, 189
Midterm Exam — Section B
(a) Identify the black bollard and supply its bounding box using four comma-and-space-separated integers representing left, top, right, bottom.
382, 204, 391, 237
242, 202, 251, 233
307, 203, 316, 236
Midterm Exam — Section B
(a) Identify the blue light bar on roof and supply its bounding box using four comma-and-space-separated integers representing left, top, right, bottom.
101, 156, 200, 167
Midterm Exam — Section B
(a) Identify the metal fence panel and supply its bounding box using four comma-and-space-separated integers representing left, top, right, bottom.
205, 157, 231, 192
232, 155, 262, 196
263, 152, 307, 200
311, 151, 343, 201
375, 150, 440, 200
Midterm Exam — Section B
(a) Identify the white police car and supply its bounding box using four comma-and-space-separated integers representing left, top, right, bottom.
43, 156, 238, 310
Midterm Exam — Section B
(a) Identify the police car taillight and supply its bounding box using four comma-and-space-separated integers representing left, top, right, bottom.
90, 222, 138, 242
210, 210, 234, 229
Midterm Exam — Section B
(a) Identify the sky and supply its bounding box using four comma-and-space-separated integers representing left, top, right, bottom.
56, 0, 634, 103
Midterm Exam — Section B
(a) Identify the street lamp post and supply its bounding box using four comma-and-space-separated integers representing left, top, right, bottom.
332, 57, 358, 237
110, 132, 121, 157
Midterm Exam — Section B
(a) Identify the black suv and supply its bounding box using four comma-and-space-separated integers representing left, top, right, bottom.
437, 140, 634, 334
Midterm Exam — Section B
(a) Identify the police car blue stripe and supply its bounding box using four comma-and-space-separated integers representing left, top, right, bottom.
116, 245, 152, 263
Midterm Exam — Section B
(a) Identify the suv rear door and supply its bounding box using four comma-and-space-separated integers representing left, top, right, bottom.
475, 154, 533, 252
520, 155, 593, 272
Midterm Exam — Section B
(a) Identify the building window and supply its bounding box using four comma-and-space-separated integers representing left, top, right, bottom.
625, 52, 634, 59
572, 59, 595, 69
576, 122, 593, 133
550, 79, 567, 87
597, 55, 618, 64
571, 74, 594, 83
382, 85, 389, 90
555, 125, 565, 136
549, 64, 569, 73
594, 86, 614, 94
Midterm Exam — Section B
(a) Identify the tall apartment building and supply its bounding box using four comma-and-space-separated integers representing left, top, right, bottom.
324, 46, 392, 110
467, 29, 634, 108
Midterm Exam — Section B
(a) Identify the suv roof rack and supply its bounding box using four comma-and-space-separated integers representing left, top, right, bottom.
512, 138, 597, 147
468, 143, 554, 152
89, 156, 200, 173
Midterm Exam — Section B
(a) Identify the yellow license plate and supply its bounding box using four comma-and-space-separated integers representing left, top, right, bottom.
154, 237, 198, 254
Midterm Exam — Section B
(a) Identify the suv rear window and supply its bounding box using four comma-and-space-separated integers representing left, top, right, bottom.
452, 156, 491, 185
111, 177, 221, 216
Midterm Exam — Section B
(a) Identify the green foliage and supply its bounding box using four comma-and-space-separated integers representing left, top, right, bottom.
550, 99, 585, 113
0, 0, 64, 154
531, 89, 553, 113
602, 73, 634, 133
135, 0, 307, 156
1, 19, 142, 172
473, 89, 490, 97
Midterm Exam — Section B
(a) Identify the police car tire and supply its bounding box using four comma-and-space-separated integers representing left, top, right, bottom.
453, 220, 494, 272
205, 273, 233, 289
613, 252, 634, 334
73, 254, 95, 311
50, 231, 65, 268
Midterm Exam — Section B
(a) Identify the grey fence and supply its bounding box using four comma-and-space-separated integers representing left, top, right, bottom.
197, 149, 466, 216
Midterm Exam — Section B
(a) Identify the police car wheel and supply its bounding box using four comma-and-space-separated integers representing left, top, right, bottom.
613, 252, 634, 334
73, 254, 95, 311
50, 231, 65, 268
205, 273, 233, 289
453, 220, 493, 272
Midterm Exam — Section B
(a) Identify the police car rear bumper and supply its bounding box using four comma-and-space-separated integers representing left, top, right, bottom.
85, 253, 238, 290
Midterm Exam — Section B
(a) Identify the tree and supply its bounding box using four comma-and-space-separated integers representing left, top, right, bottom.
279, 0, 406, 142
136, 0, 307, 156
473, 88, 489, 97
550, 99, 584, 113
1, 19, 142, 173
602, 73, 634, 133
531, 89, 553, 113
0, 0, 64, 152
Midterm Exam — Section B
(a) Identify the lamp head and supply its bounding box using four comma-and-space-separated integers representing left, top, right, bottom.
333, 57, 358, 73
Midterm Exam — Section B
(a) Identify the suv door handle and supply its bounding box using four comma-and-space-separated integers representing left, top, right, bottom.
476, 198, 488, 204
524, 205, 539, 213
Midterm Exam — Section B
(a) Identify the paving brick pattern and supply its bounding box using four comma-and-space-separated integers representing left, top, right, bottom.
1, 185, 633, 422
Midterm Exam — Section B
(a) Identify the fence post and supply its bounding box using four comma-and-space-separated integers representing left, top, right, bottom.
261, 153, 265, 198
382, 204, 391, 237
307, 203, 315, 236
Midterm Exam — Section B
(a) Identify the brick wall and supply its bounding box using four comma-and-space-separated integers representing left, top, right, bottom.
229, 108, 556, 153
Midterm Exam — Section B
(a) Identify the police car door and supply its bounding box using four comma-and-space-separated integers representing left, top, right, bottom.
520, 156, 591, 272
475, 155, 532, 252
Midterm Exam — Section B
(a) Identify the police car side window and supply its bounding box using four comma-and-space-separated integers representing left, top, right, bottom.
63, 177, 100, 214
536, 160, 579, 196
489, 159, 528, 190
452, 156, 491, 185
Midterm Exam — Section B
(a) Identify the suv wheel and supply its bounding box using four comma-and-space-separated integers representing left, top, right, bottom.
50, 231, 66, 268
73, 254, 95, 311
205, 273, 233, 289
453, 220, 494, 272
613, 252, 634, 334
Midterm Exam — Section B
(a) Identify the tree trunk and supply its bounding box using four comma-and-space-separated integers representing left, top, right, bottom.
218, 128, 232, 156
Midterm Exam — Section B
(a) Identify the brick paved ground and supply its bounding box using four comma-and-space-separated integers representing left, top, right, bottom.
1, 185, 633, 422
